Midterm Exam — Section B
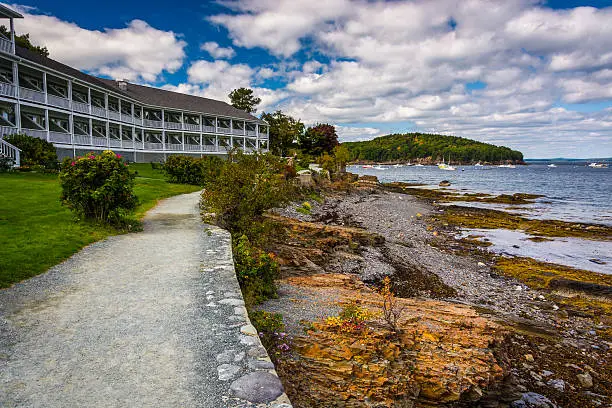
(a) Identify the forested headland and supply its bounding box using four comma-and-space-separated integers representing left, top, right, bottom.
343, 133, 524, 164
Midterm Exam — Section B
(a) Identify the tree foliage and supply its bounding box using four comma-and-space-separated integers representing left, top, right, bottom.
0, 26, 49, 57
229, 87, 261, 113
344, 133, 524, 163
4, 133, 57, 168
298, 123, 339, 156
260, 110, 305, 156
163, 155, 222, 185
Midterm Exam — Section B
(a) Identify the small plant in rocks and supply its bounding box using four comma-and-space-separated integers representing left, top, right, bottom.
59, 150, 138, 227
250, 310, 292, 361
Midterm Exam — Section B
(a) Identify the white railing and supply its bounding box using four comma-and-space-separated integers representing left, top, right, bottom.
72, 101, 90, 114
49, 131, 71, 144
108, 111, 120, 121
133, 117, 143, 126
0, 37, 12, 54
19, 87, 46, 103
184, 123, 200, 131
185, 144, 201, 151
73, 134, 91, 145
218, 127, 231, 134
232, 128, 244, 135
22, 128, 47, 140
120, 114, 134, 124
0, 125, 19, 137
202, 145, 219, 152
144, 142, 163, 150
109, 138, 121, 147
166, 143, 183, 151
203, 125, 216, 133
0, 138, 20, 167
93, 136, 107, 147
91, 106, 106, 117
246, 130, 256, 136
135, 142, 145, 150
143, 119, 163, 128
47, 94, 71, 110
164, 121, 182, 130
122, 140, 134, 149
0, 82, 16, 97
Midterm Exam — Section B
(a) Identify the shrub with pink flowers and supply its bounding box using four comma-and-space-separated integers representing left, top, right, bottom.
59, 150, 137, 226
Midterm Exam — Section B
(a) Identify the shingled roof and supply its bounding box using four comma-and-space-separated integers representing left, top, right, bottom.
15, 46, 265, 124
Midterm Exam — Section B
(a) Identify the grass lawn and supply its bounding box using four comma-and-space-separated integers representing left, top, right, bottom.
0, 166, 200, 288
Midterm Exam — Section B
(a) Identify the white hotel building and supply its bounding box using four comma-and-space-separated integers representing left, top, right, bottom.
0, 5, 269, 163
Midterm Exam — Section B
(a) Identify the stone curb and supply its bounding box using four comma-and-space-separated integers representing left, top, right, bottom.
202, 226, 293, 408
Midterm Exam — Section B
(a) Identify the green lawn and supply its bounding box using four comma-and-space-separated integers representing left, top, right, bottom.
0, 167, 200, 288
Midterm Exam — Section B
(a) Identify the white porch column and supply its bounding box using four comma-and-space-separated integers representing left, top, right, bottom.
9, 18, 15, 54
13, 62, 20, 131
87, 88, 92, 114
44, 109, 49, 142
89, 117, 93, 145
161, 109, 165, 150
42, 72, 48, 104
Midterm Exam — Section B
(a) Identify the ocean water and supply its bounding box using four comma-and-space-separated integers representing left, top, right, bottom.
348, 163, 612, 226
348, 163, 612, 273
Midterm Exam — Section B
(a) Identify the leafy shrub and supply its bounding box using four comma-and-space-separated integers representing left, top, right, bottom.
163, 155, 221, 185
4, 134, 58, 169
249, 310, 292, 361
59, 151, 138, 226
233, 234, 279, 306
0, 156, 14, 172
202, 150, 297, 239
325, 302, 377, 334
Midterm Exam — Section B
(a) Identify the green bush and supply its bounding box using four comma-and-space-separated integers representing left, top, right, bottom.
59, 151, 138, 226
163, 155, 221, 185
4, 134, 58, 169
249, 310, 291, 360
0, 156, 14, 172
233, 234, 279, 306
202, 150, 297, 239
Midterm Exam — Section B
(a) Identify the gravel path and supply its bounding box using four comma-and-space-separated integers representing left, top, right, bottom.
0, 192, 290, 408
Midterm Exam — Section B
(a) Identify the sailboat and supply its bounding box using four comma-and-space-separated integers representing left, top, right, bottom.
589, 162, 608, 168
438, 155, 456, 171
547, 163, 557, 168
474, 162, 483, 167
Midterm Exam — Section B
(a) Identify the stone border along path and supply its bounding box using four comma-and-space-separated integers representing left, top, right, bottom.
0, 191, 292, 408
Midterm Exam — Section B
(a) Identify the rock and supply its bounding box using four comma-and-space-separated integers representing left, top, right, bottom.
525, 354, 535, 363
478, 262, 486, 267
589, 258, 606, 265
511, 392, 558, 408
230, 372, 284, 403
547, 379, 565, 392
240, 324, 258, 336
576, 372, 593, 388
218, 298, 245, 306
515, 285, 523, 291
439, 180, 451, 187
218, 364, 241, 381
541, 370, 554, 377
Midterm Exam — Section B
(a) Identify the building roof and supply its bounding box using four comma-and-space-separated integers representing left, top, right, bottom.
97, 79, 264, 123
15, 46, 265, 124
0, 4, 23, 19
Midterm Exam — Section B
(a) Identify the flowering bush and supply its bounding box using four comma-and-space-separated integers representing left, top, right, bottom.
59, 151, 138, 226
250, 311, 292, 361
233, 234, 279, 305
325, 302, 377, 334
4, 133, 58, 169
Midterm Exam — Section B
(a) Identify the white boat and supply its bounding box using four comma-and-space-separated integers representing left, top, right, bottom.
474, 162, 483, 167
498, 164, 516, 168
438, 155, 457, 171
547, 164, 557, 168
374, 165, 387, 170
588, 162, 608, 168
362, 164, 374, 169
393, 164, 403, 168
414, 163, 424, 167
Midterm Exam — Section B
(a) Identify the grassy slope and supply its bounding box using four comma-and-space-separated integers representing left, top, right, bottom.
0, 165, 200, 288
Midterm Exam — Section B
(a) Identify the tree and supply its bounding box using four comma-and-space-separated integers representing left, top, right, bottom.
0, 26, 49, 57
260, 110, 305, 156
229, 88, 261, 113
299, 123, 339, 156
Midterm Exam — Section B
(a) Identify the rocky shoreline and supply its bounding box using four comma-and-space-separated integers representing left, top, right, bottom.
260, 182, 611, 407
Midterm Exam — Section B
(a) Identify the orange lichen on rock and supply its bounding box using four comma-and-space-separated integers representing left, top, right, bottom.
276, 273, 505, 407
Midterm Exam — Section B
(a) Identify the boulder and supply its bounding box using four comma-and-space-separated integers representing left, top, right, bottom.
439, 180, 451, 187
576, 372, 593, 388
511, 392, 558, 408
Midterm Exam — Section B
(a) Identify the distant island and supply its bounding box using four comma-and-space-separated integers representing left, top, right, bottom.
343, 133, 524, 164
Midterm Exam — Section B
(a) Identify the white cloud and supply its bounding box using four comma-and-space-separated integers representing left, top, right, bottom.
200, 41, 235, 59
12, 7, 186, 82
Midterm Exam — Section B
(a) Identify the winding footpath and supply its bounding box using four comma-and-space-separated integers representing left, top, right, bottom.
0, 192, 291, 408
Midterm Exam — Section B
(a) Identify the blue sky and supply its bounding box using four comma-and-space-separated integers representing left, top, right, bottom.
8, 0, 612, 158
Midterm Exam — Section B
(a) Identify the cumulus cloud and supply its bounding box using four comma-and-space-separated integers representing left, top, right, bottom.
200, 41, 235, 59
11, 6, 186, 82
207, 0, 612, 157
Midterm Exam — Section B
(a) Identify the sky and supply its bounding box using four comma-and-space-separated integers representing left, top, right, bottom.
5, 0, 612, 158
